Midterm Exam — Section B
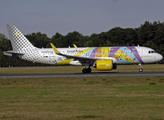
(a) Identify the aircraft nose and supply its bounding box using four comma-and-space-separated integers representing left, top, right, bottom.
157, 54, 163, 61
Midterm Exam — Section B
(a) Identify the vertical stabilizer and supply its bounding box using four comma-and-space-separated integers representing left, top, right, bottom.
6, 24, 35, 53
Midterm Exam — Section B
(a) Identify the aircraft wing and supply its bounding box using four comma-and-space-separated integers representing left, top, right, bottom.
50, 43, 102, 61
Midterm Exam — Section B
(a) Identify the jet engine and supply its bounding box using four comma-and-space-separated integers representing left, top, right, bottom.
94, 59, 117, 71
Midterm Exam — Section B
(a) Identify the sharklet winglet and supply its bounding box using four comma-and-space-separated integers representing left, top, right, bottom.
73, 44, 77, 48
50, 43, 59, 54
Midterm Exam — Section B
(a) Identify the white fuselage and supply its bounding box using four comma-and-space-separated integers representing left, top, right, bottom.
20, 46, 163, 66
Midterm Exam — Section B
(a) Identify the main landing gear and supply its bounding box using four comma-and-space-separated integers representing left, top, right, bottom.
82, 68, 92, 73
139, 64, 143, 72
82, 64, 92, 73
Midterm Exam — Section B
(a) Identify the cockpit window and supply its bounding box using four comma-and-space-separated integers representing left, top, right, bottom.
148, 51, 156, 54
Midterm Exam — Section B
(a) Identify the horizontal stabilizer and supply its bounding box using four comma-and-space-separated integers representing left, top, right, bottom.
3, 51, 24, 57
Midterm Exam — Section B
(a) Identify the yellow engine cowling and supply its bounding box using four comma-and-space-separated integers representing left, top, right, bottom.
95, 59, 116, 71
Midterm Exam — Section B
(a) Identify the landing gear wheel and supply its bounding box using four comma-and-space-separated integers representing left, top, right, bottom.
87, 68, 92, 73
82, 68, 92, 73
139, 68, 143, 72
138, 64, 143, 72
82, 68, 87, 73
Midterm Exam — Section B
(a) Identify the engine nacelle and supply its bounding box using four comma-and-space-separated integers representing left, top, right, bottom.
95, 59, 117, 71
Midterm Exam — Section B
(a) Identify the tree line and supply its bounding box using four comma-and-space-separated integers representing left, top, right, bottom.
0, 21, 164, 67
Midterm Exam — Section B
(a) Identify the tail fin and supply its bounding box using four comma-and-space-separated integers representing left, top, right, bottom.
6, 24, 35, 53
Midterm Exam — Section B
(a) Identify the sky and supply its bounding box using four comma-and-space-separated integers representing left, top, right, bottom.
1, 0, 164, 38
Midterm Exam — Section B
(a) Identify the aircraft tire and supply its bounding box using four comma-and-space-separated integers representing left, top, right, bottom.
87, 68, 92, 73
82, 68, 87, 73
82, 68, 92, 73
139, 68, 143, 72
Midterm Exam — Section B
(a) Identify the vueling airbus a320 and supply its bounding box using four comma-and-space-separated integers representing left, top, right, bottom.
3, 24, 163, 73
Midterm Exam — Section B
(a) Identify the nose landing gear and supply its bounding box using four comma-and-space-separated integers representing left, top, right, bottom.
139, 64, 143, 72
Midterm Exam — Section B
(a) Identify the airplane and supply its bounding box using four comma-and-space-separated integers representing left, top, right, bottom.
3, 24, 163, 73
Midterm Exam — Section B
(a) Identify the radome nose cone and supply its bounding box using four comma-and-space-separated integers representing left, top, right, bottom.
157, 54, 163, 61
160, 54, 163, 61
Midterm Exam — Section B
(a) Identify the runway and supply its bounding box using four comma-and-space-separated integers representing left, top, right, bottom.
0, 71, 164, 79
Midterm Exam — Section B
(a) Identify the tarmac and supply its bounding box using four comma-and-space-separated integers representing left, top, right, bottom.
0, 71, 164, 79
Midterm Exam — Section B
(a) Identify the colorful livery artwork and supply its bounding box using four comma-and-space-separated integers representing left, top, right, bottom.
4, 24, 163, 73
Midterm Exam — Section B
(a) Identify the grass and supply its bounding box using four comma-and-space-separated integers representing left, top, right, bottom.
0, 76, 164, 120
0, 64, 164, 119
76, 114, 102, 118
0, 64, 164, 74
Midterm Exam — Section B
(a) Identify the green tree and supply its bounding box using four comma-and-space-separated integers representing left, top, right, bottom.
25, 32, 50, 48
